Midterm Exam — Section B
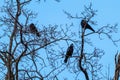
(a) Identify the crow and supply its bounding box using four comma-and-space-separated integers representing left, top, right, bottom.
81, 19, 95, 32
64, 44, 74, 63
29, 23, 40, 37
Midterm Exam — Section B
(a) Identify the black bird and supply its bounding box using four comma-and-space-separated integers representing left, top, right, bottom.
29, 23, 40, 37
81, 19, 95, 32
64, 44, 74, 63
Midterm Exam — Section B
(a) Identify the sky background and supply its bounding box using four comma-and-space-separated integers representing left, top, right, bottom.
35, 0, 120, 79
1, 0, 120, 79
29, 0, 120, 79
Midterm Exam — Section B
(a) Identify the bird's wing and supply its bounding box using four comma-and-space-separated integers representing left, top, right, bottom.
67, 46, 70, 53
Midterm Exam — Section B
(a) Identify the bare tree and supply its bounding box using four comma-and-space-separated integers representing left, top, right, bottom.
64, 3, 119, 80
0, 0, 72, 80
114, 52, 120, 80
0, 1, 119, 80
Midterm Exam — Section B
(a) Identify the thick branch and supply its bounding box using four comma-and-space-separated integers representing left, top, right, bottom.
79, 28, 89, 80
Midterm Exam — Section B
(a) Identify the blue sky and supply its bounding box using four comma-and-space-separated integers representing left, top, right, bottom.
30, 0, 120, 79
1, 0, 120, 79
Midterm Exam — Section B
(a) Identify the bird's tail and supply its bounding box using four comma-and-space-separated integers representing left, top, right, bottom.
89, 27, 95, 32
64, 56, 68, 63
36, 32, 40, 37
87, 24, 95, 32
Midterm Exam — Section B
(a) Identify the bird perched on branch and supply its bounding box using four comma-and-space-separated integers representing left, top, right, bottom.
81, 19, 95, 32
29, 23, 40, 37
64, 43, 74, 63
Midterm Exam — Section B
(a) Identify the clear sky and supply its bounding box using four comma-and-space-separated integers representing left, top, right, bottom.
30, 0, 120, 79
1, 0, 120, 79
35, 0, 120, 78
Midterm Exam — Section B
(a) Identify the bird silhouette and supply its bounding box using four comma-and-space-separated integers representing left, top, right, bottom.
81, 19, 95, 32
64, 44, 74, 63
29, 23, 40, 37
